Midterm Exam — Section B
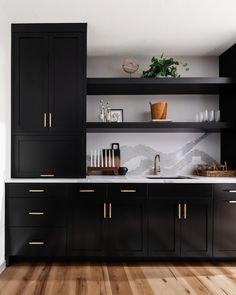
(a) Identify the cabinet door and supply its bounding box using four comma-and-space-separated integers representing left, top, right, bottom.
67, 185, 106, 256
149, 198, 181, 257
12, 135, 85, 178
49, 33, 86, 132
214, 184, 236, 257
106, 199, 147, 257
181, 197, 212, 257
12, 33, 49, 132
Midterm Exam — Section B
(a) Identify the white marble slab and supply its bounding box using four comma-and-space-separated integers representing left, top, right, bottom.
5, 175, 236, 183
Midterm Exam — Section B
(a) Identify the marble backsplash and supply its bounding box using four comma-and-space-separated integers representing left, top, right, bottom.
87, 133, 220, 176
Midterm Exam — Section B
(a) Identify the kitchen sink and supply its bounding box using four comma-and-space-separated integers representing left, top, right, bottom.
146, 176, 195, 179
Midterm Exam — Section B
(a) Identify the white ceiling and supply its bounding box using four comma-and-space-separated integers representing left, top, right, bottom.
1, 0, 236, 56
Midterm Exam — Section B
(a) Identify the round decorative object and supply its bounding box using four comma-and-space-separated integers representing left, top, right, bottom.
118, 167, 128, 175
122, 59, 139, 75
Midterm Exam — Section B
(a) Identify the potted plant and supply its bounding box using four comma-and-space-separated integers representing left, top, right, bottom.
142, 54, 189, 78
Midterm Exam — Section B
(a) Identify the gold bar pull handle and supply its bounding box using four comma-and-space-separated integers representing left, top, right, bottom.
104, 203, 106, 219
29, 189, 45, 193
40, 174, 55, 177
228, 190, 236, 193
184, 203, 187, 219
178, 203, 181, 219
29, 242, 45, 245
49, 113, 52, 128
109, 203, 112, 219
43, 113, 47, 128
79, 189, 95, 193
29, 212, 45, 216
228, 200, 236, 203
120, 189, 136, 193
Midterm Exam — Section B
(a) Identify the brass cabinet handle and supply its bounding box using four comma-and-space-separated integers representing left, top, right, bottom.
178, 203, 181, 219
29, 212, 45, 215
40, 174, 55, 177
49, 113, 52, 128
43, 113, 47, 128
79, 189, 95, 193
29, 242, 45, 245
120, 189, 136, 193
29, 189, 45, 193
109, 203, 112, 219
228, 200, 236, 203
184, 203, 187, 219
104, 203, 106, 219
227, 190, 236, 193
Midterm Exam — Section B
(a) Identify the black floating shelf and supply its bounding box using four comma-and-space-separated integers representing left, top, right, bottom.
87, 77, 235, 95
86, 122, 236, 133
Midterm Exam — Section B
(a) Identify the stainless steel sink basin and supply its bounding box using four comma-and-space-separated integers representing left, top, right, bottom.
146, 176, 194, 179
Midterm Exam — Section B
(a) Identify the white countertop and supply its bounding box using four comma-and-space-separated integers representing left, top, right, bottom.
5, 175, 236, 183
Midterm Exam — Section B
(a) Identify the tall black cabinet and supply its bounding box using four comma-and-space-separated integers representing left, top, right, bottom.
11, 24, 87, 177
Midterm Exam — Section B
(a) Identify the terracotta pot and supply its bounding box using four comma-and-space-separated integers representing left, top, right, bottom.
150, 102, 168, 120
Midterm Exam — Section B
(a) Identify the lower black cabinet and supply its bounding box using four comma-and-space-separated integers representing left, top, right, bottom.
67, 184, 147, 257
12, 135, 85, 178
149, 198, 180, 257
181, 197, 212, 257
67, 184, 106, 256
214, 184, 236, 257
9, 228, 66, 256
107, 199, 147, 257
5, 182, 223, 261
148, 184, 212, 258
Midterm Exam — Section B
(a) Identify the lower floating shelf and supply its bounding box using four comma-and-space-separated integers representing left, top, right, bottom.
86, 122, 236, 133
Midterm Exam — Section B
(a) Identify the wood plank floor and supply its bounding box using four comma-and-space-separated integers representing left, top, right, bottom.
1, 262, 236, 295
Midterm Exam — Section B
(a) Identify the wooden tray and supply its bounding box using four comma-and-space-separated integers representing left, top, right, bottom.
197, 170, 236, 177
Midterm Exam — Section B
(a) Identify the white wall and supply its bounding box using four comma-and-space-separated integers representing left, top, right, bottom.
0, 7, 10, 267
87, 56, 220, 175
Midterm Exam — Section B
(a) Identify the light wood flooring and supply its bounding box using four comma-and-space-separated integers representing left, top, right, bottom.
1, 262, 236, 295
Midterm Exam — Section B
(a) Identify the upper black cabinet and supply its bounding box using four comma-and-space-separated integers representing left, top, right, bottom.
12, 24, 86, 133
12, 33, 49, 132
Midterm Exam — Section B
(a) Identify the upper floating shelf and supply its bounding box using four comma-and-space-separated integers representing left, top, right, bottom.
86, 122, 236, 133
87, 77, 235, 95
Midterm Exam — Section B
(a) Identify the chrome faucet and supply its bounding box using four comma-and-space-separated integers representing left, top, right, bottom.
154, 154, 161, 175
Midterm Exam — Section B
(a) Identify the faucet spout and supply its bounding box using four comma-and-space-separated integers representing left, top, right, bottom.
154, 154, 161, 175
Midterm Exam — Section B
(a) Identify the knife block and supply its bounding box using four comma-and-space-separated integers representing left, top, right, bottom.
87, 167, 119, 176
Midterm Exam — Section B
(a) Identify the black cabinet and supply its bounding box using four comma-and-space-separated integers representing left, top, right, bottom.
12, 26, 86, 133
11, 24, 87, 178
213, 184, 236, 257
148, 184, 212, 258
6, 183, 67, 260
67, 184, 147, 257
9, 228, 66, 256
149, 197, 180, 257
48, 33, 86, 132
106, 184, 147, 257
67, 184, 106, 256
12, 33, 49, 132
6, 182, 226, 263
12, 135, 85, 178
181, 197, 212, 257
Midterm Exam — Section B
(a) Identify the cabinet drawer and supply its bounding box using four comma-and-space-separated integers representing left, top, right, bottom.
8, 198, 65, 227
108, 184, 147, 200
6, 183, 66, 198
70, 184, 106, 201
214, 184, 236, 199
148, 184, 212, 198
9, 228, 66, 256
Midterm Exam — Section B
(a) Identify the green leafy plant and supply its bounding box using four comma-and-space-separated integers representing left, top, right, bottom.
142, 54, 189, 78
